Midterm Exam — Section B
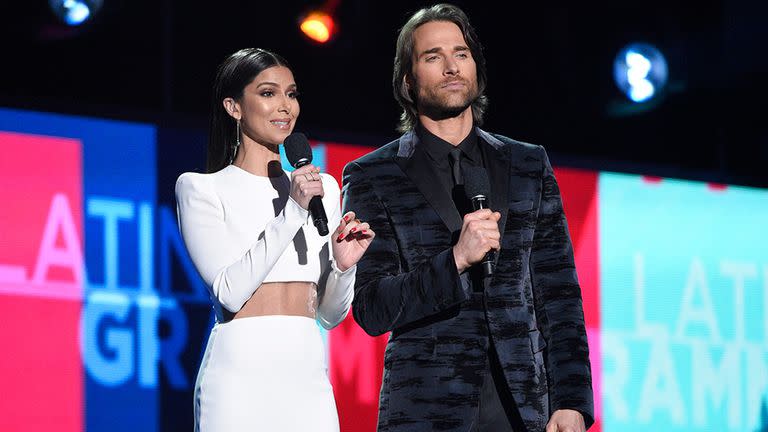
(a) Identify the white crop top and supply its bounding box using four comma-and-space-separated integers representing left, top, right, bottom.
175, 164, 356, 328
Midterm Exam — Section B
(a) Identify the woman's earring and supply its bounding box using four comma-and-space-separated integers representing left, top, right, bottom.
230, 120, 242, 164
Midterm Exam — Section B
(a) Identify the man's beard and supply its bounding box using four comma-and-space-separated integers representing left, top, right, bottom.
415, 79, 479, 121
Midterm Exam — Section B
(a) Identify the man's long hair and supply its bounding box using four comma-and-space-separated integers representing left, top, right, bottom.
393, 3, 489, 133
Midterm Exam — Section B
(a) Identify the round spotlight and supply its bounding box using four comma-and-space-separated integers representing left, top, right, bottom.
49, 0, 103, 26
300, 11, 335, 44
613, 43, 668, 103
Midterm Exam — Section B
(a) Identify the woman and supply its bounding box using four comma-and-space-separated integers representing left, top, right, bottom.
176, 48, 374, 431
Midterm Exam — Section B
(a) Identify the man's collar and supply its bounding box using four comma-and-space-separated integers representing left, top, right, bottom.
416, 123, 480, 163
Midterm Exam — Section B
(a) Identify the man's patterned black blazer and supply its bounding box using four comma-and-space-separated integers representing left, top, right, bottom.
341, 128, 594, 432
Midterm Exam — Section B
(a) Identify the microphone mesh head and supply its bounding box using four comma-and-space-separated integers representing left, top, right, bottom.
284, 132, 312, 167
464, 166, 491, 200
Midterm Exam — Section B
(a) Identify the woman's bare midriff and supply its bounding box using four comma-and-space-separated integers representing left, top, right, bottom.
233, 281, 319, 319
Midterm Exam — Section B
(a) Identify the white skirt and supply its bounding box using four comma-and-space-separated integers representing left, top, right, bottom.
194, 315, 339, 431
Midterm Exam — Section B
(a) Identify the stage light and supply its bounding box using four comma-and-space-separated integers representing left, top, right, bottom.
49, 0, 103, 26
613, 43, 668, 103
300, 11, 336, 43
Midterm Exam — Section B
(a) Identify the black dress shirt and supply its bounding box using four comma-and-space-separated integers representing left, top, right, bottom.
416, 123, 484, 216
417, 123, 482, 192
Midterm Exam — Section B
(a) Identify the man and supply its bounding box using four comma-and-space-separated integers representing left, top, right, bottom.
341, 4, 593, 431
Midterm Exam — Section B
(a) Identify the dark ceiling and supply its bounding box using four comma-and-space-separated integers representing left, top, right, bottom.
2, 0, 767, 186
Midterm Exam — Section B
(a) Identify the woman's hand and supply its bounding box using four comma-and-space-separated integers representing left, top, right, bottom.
332, 211, 375, 271
289, 164, 324, 210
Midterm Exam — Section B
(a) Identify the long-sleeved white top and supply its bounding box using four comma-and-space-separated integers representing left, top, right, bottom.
175, 164, 355, 329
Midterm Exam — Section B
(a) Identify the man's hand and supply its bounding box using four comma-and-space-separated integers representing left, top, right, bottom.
452, 208, 501, 273
546, 409, 585, 432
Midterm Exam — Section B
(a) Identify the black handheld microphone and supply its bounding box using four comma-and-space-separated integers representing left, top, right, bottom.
464, 166, 495, 277
284, 132, 329, 236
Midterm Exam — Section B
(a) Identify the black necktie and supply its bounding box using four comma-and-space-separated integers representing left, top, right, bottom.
449, 148, 463, 186
449, 148, 472, 217
450, 147, 483, 290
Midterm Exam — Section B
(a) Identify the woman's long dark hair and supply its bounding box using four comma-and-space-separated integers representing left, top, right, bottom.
207, 48, 293, 173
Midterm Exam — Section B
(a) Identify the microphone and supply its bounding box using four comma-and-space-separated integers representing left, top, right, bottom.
464, 166, 495, 277
284, 132, 329, 236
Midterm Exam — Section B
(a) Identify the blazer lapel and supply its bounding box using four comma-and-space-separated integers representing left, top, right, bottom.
479, 133, 511, 239
395, 133, 463, 234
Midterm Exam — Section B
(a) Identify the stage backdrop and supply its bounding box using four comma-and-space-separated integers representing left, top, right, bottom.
1, 107, 767, 432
